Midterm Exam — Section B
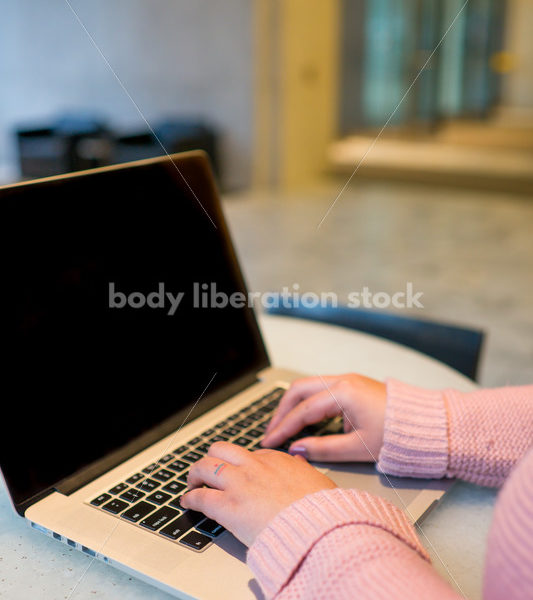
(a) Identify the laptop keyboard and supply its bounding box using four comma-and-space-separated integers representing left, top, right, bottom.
87, 387, 342, 552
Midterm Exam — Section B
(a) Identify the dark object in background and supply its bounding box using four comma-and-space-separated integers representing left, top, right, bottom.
111, 131, 160, 165
267, 302, 485, 382
15, 115, 220, 182
156, 120, 219, 179
15, 115, 110, 179
113, 120, 220, 179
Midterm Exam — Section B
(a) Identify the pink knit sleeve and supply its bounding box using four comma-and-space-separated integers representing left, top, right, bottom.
483, 447, 533, 599
377, 380, 533, 487
247, 488, 459, 600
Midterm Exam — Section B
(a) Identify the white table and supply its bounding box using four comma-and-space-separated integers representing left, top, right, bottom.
0, 315, 497, 599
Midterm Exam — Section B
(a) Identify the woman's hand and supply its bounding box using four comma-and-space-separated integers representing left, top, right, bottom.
261, 374, 387, 462
180, 442, 336, 547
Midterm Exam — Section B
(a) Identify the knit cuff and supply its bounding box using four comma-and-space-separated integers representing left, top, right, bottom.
377, 379, 449, 479
247, 487, 430, 599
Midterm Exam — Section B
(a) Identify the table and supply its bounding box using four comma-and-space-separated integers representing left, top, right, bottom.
0, 314, 497, 599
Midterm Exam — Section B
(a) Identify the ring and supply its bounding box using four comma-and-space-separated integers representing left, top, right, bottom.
214, 462, 227, 476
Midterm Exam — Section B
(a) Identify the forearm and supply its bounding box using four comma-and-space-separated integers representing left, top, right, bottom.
275, 526, 459, 600
247, 488, 459, 600
378, 379, 533, 487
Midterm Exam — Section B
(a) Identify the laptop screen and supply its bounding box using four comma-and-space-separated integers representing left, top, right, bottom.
0, 153, 269, 511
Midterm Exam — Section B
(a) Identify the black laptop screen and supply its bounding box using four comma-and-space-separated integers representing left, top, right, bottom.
0, 154, 269, 510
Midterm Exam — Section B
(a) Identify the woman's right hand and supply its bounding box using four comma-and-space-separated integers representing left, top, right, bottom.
261, 374, 387, 462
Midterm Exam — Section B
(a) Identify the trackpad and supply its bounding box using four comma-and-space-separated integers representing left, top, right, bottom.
317, 461, 426, 509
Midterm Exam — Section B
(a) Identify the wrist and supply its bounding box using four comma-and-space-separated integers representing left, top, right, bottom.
377, 379, 449, 479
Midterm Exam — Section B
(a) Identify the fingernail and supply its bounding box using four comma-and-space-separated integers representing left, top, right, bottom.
289, 446, 308, 459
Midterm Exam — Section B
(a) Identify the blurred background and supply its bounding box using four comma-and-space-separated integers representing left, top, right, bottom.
1, 0, 532, 386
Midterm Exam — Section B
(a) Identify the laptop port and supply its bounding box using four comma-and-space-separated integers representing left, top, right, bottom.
30, 522, 49, 534
81, 546, 96, 557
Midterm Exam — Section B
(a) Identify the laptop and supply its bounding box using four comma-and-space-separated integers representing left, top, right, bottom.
0, 152, 452, 599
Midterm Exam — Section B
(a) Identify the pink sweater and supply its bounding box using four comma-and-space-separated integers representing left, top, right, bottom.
247, 380, 533, 599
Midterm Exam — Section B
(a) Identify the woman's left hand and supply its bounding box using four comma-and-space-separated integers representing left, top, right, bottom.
180, 441, 337, 547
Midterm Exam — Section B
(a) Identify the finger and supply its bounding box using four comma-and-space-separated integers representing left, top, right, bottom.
187, 456, 238, 490
288, 431, 374, 462
262, 389, 341, 448
207, 441, 251, 465
180, 487, 225, 522
265, 376, 340, 435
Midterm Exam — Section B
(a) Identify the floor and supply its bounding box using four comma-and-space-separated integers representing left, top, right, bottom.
223, 179, 533, 388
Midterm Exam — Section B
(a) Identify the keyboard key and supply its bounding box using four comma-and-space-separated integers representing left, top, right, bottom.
246, 429, 263, 439
143, 463, 159, 474
197, 519, 225, 537
256, 421, 268, 431
91, 493, 111, 507
168, 460, 189, 472
173, 445, 189, 455
214, 420, 228, 429
159, 454, 174, 464
120, 489, 145, 503
222, 427, 240, 437
177, 473, 189, 483
195, 443, 210, 454
166, 510, 205, 537
251, 442, 264, 450
109, 482, 128, 495
188, 436, 202, 445
102, 499, 129, 515
146, 491, 172, 505
228, 412, 240, 420
159, 510, 202, 540
180, 530, 212, 551
235, 418, 254, 429
182, 451, 203, 463
168, 496, 183, 510
126, 473, 144, 484
122, 501, 157, 523
136, 478, 161, 492
208, 435, 229, 444
152, 469, 174, 482
249, 410, 265, 421
159, 521, 185, 540
201, 428, 215, 436
140, 506, 180, 531
162, 481, 186, 495
234, 436, 252, 447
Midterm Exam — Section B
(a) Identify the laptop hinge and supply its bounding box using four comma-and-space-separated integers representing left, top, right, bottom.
15, 488, 55, 517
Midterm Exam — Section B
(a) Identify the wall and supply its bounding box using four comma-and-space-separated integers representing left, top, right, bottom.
279, 0, 340, 188
0, 0, 253, 188
503, 0, 533, 109
253, 0, 340, 189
